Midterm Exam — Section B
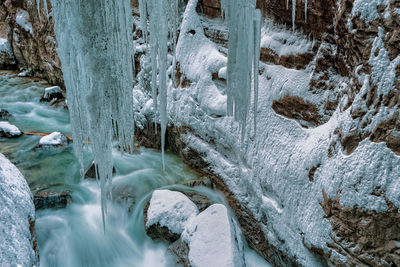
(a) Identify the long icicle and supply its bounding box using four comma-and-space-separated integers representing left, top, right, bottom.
51, 0, 135, 231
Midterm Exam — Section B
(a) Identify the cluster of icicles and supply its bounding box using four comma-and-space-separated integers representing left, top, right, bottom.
44, 0, 266, 228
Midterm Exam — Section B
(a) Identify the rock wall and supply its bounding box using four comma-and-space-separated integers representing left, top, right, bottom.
0, 0, 63, 86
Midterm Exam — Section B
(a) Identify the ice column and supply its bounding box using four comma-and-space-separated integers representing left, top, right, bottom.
51, 0, 135, 229
222, 0, 262, 142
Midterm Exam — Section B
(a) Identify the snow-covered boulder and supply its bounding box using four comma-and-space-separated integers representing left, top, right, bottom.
145, 189, 199, 242
38, 132, 68, 147
0, 153, 38, 266
0, 121, 22, 137
181, 204, 244, 267
40, 86, 64, 102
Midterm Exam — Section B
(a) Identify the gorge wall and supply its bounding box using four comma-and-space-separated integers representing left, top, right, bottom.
1, 0, 399, 266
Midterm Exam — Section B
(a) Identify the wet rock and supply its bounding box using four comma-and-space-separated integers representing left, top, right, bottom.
40, 86, 64, 102
144, 189, 199, 243
34, 188, 72, 210
37, 131, 69, 147
0, 108, 11, 120
183, 191, 214, 212
167, 238, 190, 267
0, 121, 22, 137
111, 184, 136, 212
84, 161, 116, 179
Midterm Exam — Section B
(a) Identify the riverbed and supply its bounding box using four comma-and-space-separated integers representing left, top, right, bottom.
0, 71, 271, 267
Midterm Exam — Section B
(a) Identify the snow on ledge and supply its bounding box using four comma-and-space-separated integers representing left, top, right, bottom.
0, 153, 36, 266
182, 204, 244, 267
16, 10, 34, 35
39, 132, 68, 146
146, 189, 199, 235
0, 121, 22, 136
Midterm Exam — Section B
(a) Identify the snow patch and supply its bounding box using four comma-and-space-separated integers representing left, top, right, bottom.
16, 10, 34, 35
146, 189, 199, 235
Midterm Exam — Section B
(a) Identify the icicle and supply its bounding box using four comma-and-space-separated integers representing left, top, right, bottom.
292, 0, 296, 31
304, 0, 307, 22
224, 0, 261, 142
286, 0, 289, 9
138, 0, 183, 170
253, 9, 261, 136
36, 0, 41, 21
51, 0, 135, 230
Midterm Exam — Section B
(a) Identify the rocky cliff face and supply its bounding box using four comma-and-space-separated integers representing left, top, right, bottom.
0, 0, 62, 86
3, 0, 399, 266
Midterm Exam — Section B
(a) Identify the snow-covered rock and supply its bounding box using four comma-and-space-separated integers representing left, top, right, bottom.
41, 86, 64, 102
181, 204, 244, 267
0, 121, 22, 137
38, 131, 68, 146
0, 153, 37, 266
146, 189, 199, 241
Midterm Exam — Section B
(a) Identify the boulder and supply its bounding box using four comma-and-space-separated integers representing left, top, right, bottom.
0, 121, 22, 137
0, 153, 38, 266
33, 189, 72, 210
181, 204, 244, 267
40, 86, 64, 102
37, 131, 69, 147
144, 189, 199, 242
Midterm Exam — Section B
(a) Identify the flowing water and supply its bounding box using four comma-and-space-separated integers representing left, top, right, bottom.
0, 71, 270, 267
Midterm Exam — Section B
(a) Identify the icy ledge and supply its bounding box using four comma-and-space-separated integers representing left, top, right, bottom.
0, 153, 37, 266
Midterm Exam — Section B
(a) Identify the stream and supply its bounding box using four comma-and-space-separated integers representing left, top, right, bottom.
0, 71, 271, 267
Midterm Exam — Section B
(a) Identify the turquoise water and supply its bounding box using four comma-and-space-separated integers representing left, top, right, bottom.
0, 71, 270, 267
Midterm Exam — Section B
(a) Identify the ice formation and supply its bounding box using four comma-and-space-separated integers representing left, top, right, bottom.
138, 0, 181, 168
221, 0, 262, 141
50, 0, 135, 228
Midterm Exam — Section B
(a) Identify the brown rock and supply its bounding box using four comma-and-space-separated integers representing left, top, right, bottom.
33, 188, 72, 210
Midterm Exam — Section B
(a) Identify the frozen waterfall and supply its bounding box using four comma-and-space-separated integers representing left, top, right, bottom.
50, 0, 135, 229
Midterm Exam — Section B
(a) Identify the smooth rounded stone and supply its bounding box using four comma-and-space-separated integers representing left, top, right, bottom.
84, 161, 116, 179
181, 204, 244, 267
111, 184, 136, 213
0, 121, 22, 137
34, 189, 72, 210
37, 132, 69, 147
40, 86, 64, 102
144, 189, 199, 243
0, 108, 11, 120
